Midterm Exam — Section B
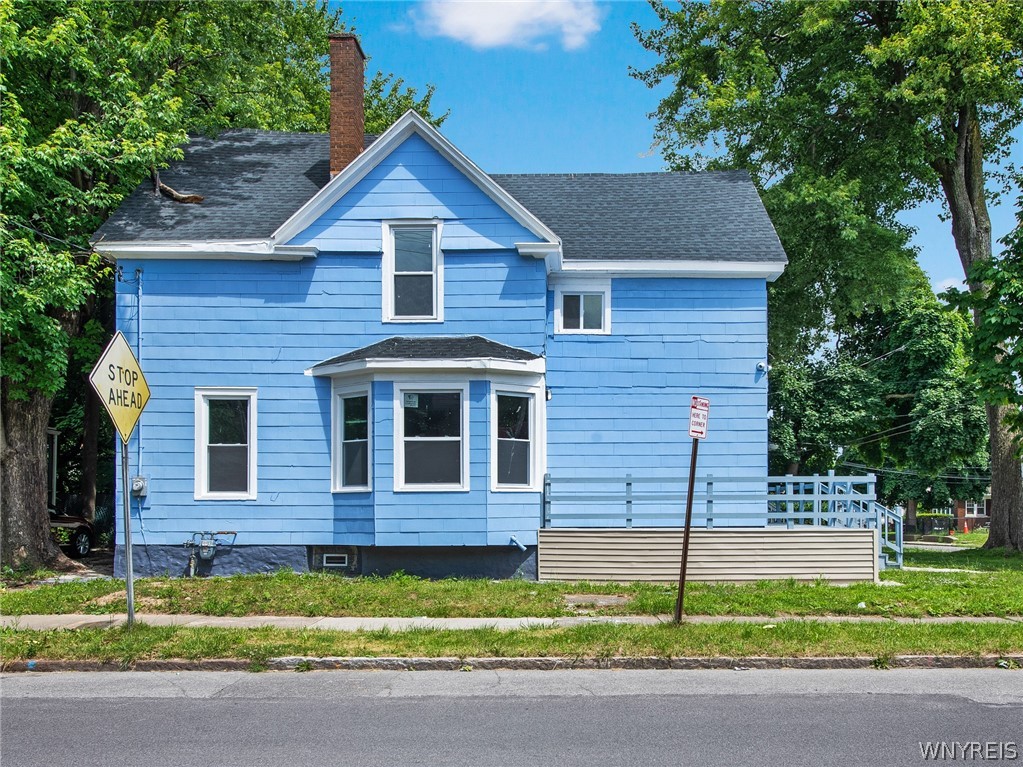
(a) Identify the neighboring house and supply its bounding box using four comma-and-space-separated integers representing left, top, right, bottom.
94, 36, 787, 579
953, 495, 991, 532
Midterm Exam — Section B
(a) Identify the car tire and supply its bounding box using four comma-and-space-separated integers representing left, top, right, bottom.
69, 529, 91, 558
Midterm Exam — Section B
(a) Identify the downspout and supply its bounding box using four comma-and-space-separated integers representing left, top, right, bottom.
135, 268, 143, 473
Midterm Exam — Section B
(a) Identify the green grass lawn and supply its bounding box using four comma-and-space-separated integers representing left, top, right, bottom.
946, 528, 990, 548
2, 621, 1021, 665
3, 546, 1021, 619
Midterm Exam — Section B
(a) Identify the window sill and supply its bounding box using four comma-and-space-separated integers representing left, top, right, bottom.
383, 317, 444, 324
394, 484, 470, 493
194, 493, 257, 501
332, 486, 373, 494
554, 328, 611, 336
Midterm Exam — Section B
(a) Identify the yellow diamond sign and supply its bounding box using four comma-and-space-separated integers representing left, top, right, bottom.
89, 331, 151, 444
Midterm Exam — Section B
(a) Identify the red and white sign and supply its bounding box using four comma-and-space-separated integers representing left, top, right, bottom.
688, 396, 710, 439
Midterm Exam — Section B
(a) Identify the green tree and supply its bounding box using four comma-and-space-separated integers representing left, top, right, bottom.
634, 0, 1023, 550
1, 0, 447, 570
949, 197, 1023, 447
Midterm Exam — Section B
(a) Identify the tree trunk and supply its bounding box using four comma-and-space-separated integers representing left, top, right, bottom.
936, 106, 1023, 553
906, 498, 917, 533
1, 382, 73, 570
984, 403, 1023, 550
79, 383, 100, 520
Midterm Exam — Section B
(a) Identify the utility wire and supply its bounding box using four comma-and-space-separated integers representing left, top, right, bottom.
840, 462, 991, 481
4, 219, 91, 253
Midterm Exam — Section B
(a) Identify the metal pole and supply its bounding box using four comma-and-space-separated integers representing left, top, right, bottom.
673, 437, 699, 623
121, 439, 135, 627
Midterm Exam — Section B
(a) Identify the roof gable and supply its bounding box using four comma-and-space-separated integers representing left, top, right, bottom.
275, 110, 559, 249
282, 131, 541, 253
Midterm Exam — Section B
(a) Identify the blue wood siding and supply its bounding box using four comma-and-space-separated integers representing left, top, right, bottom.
286, 133, 537, 252
112, 132, 546, 548
544, 277, 769, 526
112, 132, 771, 550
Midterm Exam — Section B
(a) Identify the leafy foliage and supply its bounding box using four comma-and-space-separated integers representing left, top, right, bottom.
948, 198, 1023, 446
365, 72, 448, 134
1, 0, 448, 567
769, 297, 989, 507
632, 0, 1023, 358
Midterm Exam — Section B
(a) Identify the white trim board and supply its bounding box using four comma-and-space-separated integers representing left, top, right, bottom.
93, 240, 318, 261
307, 356, 546, 379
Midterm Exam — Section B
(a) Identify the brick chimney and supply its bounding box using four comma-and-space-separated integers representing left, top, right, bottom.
328, 33, 366, 176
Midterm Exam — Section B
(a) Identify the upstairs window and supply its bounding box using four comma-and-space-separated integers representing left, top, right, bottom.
554, 280, 611, 335
194, 388, 257, 500
384, 223, 443, 322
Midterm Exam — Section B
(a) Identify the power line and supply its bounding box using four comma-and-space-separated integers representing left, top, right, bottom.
840, 462, 990, 481
4, 218, 91, 254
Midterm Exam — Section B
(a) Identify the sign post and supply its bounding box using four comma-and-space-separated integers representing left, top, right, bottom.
88, 332, 150, 627
674, 396, 709, 623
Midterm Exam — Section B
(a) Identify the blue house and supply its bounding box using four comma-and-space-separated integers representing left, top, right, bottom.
95, 35, 787, 579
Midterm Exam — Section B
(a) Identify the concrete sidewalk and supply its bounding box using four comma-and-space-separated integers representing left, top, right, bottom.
1, 613, 1019, 631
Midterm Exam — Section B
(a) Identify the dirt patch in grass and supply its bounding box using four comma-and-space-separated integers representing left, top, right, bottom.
88, 591, 166, 611
564, 594, 633, 613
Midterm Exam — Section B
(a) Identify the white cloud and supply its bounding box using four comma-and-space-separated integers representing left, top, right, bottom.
933, 275, 966, 295
413, 0, 603, 51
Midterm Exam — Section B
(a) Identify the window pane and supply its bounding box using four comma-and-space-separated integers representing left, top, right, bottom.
582, 294, 603, 330
497, 440, 530, 485
497, 395, 529, 440
208, 445, 248, 492
208, 399, 247, 444
404, 392, 460, 437
404, 440, 460, 484
394, 229, 433, 272
394, 274, 434, 316
563, 294, 581, 329
343, 441, 368, 487
343, 395, 368, 441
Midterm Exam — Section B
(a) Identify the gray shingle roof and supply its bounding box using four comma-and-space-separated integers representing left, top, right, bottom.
94, 130, 369, 243
491, 172, 785, 263
312, 336, 540, 370
94, 130, 786, 266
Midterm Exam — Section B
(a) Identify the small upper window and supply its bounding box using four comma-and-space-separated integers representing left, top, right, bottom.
194, 388, 257, 500
384, 223, 443, 322
555, 281, 611, 334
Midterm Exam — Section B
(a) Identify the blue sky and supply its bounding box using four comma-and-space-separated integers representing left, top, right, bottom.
340, 0, 1020, 292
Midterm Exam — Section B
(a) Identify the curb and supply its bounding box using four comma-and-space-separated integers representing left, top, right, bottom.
4, 655, 1021, 673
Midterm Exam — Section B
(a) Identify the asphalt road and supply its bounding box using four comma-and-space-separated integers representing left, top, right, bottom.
2, 669, 1021, 766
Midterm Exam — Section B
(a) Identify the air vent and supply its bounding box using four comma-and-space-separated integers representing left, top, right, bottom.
322, 553, 349, 569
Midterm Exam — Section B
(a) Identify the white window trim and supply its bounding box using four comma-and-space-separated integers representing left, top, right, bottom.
194, 387, 258, 501
554, 278, 611, 335
490, 382, 546, 493
332, 382, 372, 493
964, 500, 986, 517
382, 219, 444, 323
393, 382, 470, 492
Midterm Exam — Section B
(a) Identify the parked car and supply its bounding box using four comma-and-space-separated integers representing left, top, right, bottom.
49, 509, 93, 558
